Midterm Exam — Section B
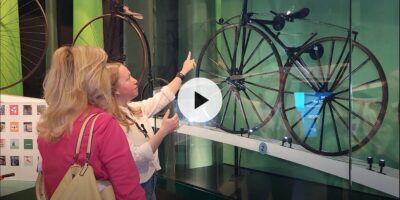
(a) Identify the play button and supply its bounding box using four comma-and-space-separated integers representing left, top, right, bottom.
177, 77, 222, 123
194, 92, 208, 109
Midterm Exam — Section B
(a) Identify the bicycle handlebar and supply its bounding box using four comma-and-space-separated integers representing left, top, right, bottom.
111, 0, 144, 20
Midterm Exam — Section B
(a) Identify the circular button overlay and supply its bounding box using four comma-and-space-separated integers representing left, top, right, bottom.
177, 77, 222, 123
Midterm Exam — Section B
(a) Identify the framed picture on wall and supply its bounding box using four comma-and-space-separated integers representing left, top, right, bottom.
0, 156, 5, 165
10, 156, 19, 166
0, 105, 4, 115
23, 122, 33, 132
23, 105, 32, 115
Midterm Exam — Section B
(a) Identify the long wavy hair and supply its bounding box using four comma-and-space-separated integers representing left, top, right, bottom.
37, 45, 112, 142
106, 62, 142, 130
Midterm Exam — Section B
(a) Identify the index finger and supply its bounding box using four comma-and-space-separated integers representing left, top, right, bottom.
186, 51, 192, 60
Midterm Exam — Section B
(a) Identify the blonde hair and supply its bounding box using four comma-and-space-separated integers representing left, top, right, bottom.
106, 62, 142, 129
37, 45, 112, 142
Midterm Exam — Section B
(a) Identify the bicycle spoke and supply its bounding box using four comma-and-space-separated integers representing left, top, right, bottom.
304, 102, 325, 143
19, 15, 45, 24
245, 80, 280, 93
206, 54, 230, 75
242, 70, 280, 78
222, 30, 234, 67
232, 26, 242, 71
329, 53, 350, 91
329, 101, 360, 143
290, 101, 319, 129
19, 7, 39, 20
335, 96, 382, 105
239, 27, 252, 72
243, 38, 264, 72
327, 38, 349, 82
211, 39, 231, 73
333, 78, 381, 96
1, 41, 23, 62
332, 99, 374, 127
287, 72, 317, 91
292, 58, 323, 90
20, 42, 44, 52
20, 37, 47, 44
284, 100, 314, 112
233, 91, 237, 132
244, 52, 274, 74
236, 91, 250, 131
327, 40, 335, 81
332, 57, 371, 91
0, 45, 23, 83
0, 0, 18, 22
243, 70, 280, 79
243, 90, 263, 122
19, 24, 46, 31
328, 102, 342, 151
199, 69, 226, 82
318, 103, 327, 151
220, 90, 232, 127
246, 86, 273, 109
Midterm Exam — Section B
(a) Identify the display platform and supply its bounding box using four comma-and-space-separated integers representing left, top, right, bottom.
0, 180, 35, 197
152, 119, 399, 198
156, 164, 396, 200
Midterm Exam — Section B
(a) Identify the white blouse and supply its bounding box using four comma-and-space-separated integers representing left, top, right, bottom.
120, 86, 175, 183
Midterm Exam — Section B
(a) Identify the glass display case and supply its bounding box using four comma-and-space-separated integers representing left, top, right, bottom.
138, 0, 399, 199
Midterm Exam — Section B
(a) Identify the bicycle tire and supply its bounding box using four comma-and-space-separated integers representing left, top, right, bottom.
0, 0, 48, 90
73, 13, 150, 86
197, 23, 282, 134
280, 36, 388, 156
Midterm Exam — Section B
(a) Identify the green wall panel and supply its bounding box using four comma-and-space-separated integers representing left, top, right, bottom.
73, 0, 103, 47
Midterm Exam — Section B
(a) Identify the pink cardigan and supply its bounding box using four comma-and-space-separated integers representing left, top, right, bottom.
38, 106, 145, 200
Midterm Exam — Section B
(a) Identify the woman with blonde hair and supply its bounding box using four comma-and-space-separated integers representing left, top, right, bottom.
37, 45, 145, 199
106, 52, 195, 199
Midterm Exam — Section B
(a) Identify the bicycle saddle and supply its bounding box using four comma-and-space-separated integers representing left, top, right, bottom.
122, 5, 144, 20
271, 8, 309, 21
271, 8, 309, 31
286, 8, 309, 20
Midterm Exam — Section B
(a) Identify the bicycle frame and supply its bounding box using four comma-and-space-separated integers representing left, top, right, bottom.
233, 0, 360, 92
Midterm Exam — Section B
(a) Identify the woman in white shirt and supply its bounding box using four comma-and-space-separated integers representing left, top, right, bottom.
106, 52, 196, 200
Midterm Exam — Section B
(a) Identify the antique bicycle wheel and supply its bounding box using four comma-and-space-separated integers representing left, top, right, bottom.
197, 23, 282, 134
73, 13, 150, 87
280, 36, 388, 156
0, 0, 48, 90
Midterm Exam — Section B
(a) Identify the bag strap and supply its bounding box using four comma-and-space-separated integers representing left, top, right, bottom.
72, 113, 98, 163
85, 114, 101, 162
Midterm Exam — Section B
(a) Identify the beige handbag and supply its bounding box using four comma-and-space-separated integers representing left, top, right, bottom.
36, 114, 115, 200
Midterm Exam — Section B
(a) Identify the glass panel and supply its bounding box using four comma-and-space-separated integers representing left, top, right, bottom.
349, 0, 399, 198
147, 0, 399, 199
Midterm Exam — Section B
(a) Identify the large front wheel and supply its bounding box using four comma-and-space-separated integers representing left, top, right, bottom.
73, 14, 150, 86
197, 24, 282, 134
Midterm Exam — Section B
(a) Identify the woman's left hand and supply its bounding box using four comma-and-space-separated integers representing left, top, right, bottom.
180, 51, 196, 75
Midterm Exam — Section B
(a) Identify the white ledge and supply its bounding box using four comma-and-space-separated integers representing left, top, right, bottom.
154, 121, 399, 198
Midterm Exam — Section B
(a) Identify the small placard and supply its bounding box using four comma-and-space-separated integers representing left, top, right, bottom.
259, 142, 267, 154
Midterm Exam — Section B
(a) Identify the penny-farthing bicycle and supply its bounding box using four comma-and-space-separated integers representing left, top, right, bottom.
197, 0, 388, 156
73, 0, 154, 99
